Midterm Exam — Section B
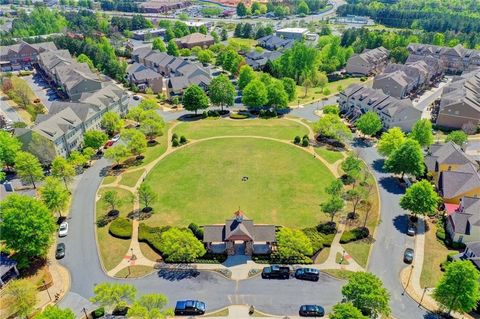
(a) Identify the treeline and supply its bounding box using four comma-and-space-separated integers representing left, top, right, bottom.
338, 0, 480, 34
99, 0, 138, 12
233, 23, 274, 40
237, 0, 328, 17
9, 5, 67, 37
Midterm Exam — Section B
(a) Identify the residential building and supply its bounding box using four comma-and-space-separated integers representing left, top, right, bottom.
0, 41, 57, 71
435, 70, 480, 130
405, 54, 444, 80
276, 28, 309, 40
346, 46, 390, 76
257, 34, 294, 51
460, 241, 480, 270
407, 43, 480, 74
245, 50, 281, 70
438, 163, 480, 204
0, 255, 19, 286
126, 62, 164, 93
464, 141, 480, 162
139, 0, 191, 13
132, 28, 166, 41
175, 32, 214, 49
447, 197, 480, 244
338, 84, 422, 131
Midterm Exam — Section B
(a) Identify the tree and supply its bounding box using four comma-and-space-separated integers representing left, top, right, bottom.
138, 98, 158, 111
197, 49, 213, 64
314, 114, 352, 144
345, 186, 368, 215
3, 279, 37, 318
36, 306, 76, 319
377, 127, 406, 157
323, 104, 339, 115
77, 53, 95, 70
238, 65, 256, 90
152, 38, 166, 52
140, 118, 165, 141
0, 130, 22, 167
183, 84, 209, 115
105, 144, 129, 166
266, 80, 288, 110
242, 79, 268, 109
277, 227, 313, 257
15, 151, 44, 189
138, 183, 157, 211
159, 228, 206, 262
341, 154, 362, 182
355, 111, 382, 137
400, 179, 441, 216
167, 40, 179, 57
297, 0, 310, 14
126, 106, 145, 123
389, 47, 409, 63
122, 129, 147, 157
0, 194, 56, 267
321, 196, 344, 222
281, 77, 296, 101
83, 147, 96, 165
51, 156, 76, 190
101, 111, 124, 136
236, 2, 247, 16
326, 179, 344, 196
433, 260, 480, 315
383, 138, 424, 178
302, 77, 313, 97
68, 150, 87, 170
208, 74, 236, 111
330, 303, 368, 319
39, 176, 70, 217
127, 293, 174, 319
91, 283, 137, 313
102, 190, 121, 212
445, 130, 468, 146
342, 272, 391, 318
409, 119, 434, 148
84, 130, 108, 150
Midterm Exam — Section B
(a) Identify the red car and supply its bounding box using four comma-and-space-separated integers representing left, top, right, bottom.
103, 140, 114, 149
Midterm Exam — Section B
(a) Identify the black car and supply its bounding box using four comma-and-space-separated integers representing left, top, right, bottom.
404, 248, 414, 264
174, 300, 206, 316
407, 222, 416, 236
261, 265, 290, 279
299, 305, 325, 317
295, 268, 320, 281
55, 243, 65, 259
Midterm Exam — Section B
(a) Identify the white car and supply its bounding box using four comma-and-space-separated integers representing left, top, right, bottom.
111, 134, 121, 142
58, 222, 68, 237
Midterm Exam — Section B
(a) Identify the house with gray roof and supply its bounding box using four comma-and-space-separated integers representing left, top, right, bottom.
346, 46, 389, 76
459, 241, 480, 270
126, 63, 163, 93
257, 35, 294, 51
175, 32, 214, 49
0, 40, 57, 71
447, 197, 480, 244
435, 70, 480, 130
245, 50, 282, 71
438, 163, 480, 204
338, 84, 422, 131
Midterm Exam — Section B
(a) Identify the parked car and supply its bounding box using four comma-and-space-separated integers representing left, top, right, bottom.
174, 300, 206, 316
58, 221, 68, 237
295, 268, 320, 281
133, 95, 140, 100
111, 134, 121, 142
403, 248, 414, 264
55, 243, 65, 259
104, 140, 114, 149
299, 305, 325, 317
407, 222, 416, 236
261, 265, 290, 279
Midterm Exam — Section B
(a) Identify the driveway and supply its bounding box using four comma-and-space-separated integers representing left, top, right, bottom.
23, 73, 61, 111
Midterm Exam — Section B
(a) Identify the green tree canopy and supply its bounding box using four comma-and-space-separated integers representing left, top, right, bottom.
0, 130, 22, 166
377, 127, 406, 157
15, 151, 44, 189
0, 194, 56, 267
127, 293, 174, 319
39, 176, 71, 217
445, 130, 468, 146
323, 104, 340, 115
51, 156, 76, 190
238, 65, 256, 90
276, 227, 313, 257
383, 138, 424, 178
281, 77, 296, 101
83, 130, 108, 149
105, 144, 130, 166
91, 283, 137, 313
36, 306, 76, 319
330, 302, 368, 319
122, 129, 147, 157
140, 118, 165, 141
266, 80, 289, 110
314, 114, 352, 144
208, 74, 236, 111
242, 79, 268, 109
158, 228, 206, 262
355, 111, 382, 137
321, 195, 344, 222
400, 179, 441, 216
183, 84, 209, 115
433, 260, 480, 314
102, 190, 121, 212
152, 38, 166, 52
138, 98, 158, 111
342, 272, 391, 318
326, 179, 344, 197
409, 119, 434, 148
101, 111, 124, 136
3, 279, 38, 318
138, 183, 157, 211
341, 154, 362, 181
236, 2, 247, 16
167, 39, 179, 57
77, 53, 95, 71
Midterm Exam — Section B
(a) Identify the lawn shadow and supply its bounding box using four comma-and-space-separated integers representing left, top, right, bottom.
379, 177, 405, 195
156, 264, 200, 281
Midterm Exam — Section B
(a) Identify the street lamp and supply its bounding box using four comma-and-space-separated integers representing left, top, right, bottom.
82, 307, 88, 319
402, 265, 414, 296
43, 279, 52, 301
418, 287, 428, 307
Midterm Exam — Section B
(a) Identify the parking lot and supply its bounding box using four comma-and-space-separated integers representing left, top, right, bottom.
24, 73, 62, 111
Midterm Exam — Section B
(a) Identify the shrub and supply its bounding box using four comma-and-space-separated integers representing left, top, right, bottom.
108, 218, 132, 239
436, 225, 446, 241
316, 221, 337, 234
340, 227, 369, 244
230, 113, 248, 119
294, 136, 301, 144
92, 307, 105, 318
171, 133, 178, 141
207, 110, 220, 117
180, 136, 187, 144
188, 223, 204, 240
302, 227, 324, 254
194, 253, 227, 264
360, 77, 367, 82
301, 137, 309, 147
138, 223, 171, 253
172, 138, 179, 147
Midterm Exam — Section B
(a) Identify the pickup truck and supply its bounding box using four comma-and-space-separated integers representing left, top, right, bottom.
174, 300, 206, 316
261, 265, 290, 279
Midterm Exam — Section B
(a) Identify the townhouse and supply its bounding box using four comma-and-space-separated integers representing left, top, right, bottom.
407, 43, 480, 74
345, 46, 389, 76
0, 41, 57, 71
447, 196, 480, 244
338, 84, 422, 132
126, 63, 163, 93
435, 69, 480, 130
460, 242, 480, 270
245, 50, 281, 71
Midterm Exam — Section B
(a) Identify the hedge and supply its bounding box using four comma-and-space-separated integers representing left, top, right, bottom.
108, 218, 132, 239
194, 253, 227, 264
340, 227, 369, 244
188, 223, 204, 240
316, 221, 337, 235
138, 223, 170, 253
302, 227, 324, 255
230, 113, 248, 119
253, 252, 313, 265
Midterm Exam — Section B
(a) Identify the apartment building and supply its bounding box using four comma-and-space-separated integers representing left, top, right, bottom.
447, 196, 480, 244
345, 47, 389, 76
0, 41, 57, 71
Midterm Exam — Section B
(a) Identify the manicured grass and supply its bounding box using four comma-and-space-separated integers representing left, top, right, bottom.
342, 239, 371, 268
96, 187, 134, 271
335, 252, 350, 265
322, 269, 354, 280
173, 118, 309, 141
114, 265, 154, 278
143, 138, 336, 228
228, 37, 258, 49
314, 147, 344, 164
119, 169, 145, 188
290, 77, 365, 106
139, 242, 162, 262
314, 247, 330, 264
420, 220, 457, 288
102, 175, 117, 185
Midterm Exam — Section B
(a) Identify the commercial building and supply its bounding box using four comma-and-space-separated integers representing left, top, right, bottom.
139, 0, 191, 13
276, 28, 309, 40
132, 28, 166, 40
175, 32, 215, 49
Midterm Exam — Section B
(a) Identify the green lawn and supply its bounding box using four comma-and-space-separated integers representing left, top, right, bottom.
173, 118, 309, 141
314, 147, 344, 164
322, 269, 354, 280
96, 187, 134, 271
136, 126, 169, 167
114, 265, 154, 278
228, 37, 258, 49
102, 175, 117, 185
342, 239, 371, 268
119, 169, 145, 188
143, 138, 336, 228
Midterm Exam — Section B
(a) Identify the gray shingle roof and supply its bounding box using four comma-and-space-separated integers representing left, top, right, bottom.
203, 216, 276, 243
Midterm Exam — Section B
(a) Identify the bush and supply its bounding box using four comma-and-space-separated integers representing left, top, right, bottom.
92, 307, 105, 318
194, 253, 227, 264
188, 223, 204, 240
172, 138, 179, 147
138, 223, 171, 253
340, 227, 369, 244
252, 253, 313, 264
294, 136, 301, 144
259, 109, 277, 118
301, 137, 309, 147
108, 218, 132, 239
360, 77, 367, 82
302, 227, 324, 254
436, 225, 446, 241
316, 221, 337, 234
171, 133, 178, 141
180, 136, 187, 144
206, 110, 220, 117
230, 113, 248, 119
